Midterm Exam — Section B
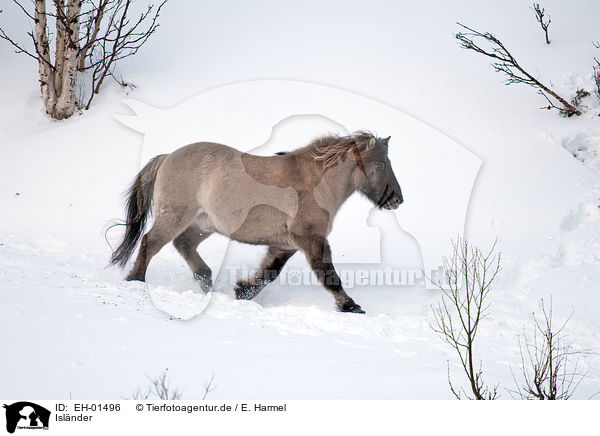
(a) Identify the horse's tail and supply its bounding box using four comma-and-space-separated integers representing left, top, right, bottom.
110, 154, 167, 268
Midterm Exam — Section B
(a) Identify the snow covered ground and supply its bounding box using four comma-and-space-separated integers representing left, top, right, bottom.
1, 0, 599, 399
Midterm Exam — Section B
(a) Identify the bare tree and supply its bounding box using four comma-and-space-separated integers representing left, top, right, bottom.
429, 237, 501, 400
0, 0, 166, 120
509, 299, 587, 400
455, 23, 581, 117
532, 3, 551, 44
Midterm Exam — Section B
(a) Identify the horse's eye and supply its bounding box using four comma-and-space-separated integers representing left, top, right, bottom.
375, 162, 386, 170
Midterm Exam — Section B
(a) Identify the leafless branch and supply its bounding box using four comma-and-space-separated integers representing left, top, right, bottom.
429, 237, 501, 400
594, 63, 600, 103
0, 2, 58, 72
78, 0, 111, 71
201, 374, 217, 400
11, 0, 35, 21
532, 3, 551, 44
593, 42, 600, 103
454, 22, 581, 116
0, 27, 41, 62
508, 298, 588, 400
82, 0, 167, 110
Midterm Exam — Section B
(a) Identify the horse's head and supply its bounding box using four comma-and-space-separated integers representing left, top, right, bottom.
353, 134, 403, 210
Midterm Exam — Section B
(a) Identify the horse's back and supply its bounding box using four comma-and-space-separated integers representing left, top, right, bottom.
152, 142, 238, 207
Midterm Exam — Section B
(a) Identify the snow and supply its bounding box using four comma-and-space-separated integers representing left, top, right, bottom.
1, 0, 599, 400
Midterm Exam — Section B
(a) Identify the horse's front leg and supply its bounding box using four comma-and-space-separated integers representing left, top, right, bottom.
234, 247, 296, 300
295, 235, 365, 314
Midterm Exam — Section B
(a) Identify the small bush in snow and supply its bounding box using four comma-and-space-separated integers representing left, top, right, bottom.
509, 298, 587, 400
569, 88, 590, 115
130, 369, 183, 400
430, 240, 589, 400
128, 369, 216, 400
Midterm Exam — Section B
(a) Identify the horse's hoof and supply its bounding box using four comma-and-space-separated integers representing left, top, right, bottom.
338, 300, 365, 314
125, 274, 145, 282
199, 281, 213, 294
234, 283, 257, 300
193, 272, 213, 293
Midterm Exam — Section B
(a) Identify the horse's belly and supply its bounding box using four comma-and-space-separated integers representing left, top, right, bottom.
200, 190, 298, 241
203, 204, 292, 247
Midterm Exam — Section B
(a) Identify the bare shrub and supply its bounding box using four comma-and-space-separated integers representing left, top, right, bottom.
429, 237, 501, 400
455, 23, 581, 116
131, 369, 183, 400
532, 3, 551, 44
128, 369, 216, 400
570, 88, 590, 113
509, 298, 587, 400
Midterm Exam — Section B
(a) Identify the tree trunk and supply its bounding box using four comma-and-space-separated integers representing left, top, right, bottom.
53, 0, 81, 120
34, 0, 57, 115
53, 0, 66, 96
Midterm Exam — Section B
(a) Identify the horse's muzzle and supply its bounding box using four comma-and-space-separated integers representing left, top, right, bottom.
383, 195, 403, 210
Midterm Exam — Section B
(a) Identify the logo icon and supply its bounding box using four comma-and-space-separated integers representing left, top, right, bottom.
3, 402, 50, 434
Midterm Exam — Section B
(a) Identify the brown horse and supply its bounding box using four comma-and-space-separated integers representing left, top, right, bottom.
110, 131, 403, 313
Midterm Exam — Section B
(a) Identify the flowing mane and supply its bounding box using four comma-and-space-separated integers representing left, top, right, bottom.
307, 131, 383, 172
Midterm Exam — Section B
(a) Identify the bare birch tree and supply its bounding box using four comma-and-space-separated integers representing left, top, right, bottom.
0, 0, 166, 120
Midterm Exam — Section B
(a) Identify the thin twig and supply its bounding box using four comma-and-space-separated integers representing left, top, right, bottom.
532, 3, 551, 44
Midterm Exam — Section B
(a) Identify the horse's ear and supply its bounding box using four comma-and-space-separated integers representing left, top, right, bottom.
367, 137, 376, 149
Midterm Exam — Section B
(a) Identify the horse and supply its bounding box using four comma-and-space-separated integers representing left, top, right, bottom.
110, 131, 403, 313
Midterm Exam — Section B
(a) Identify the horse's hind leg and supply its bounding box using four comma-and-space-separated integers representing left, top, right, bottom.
173, 223, 213, 292
234, 247, 296, 300
127, 209, 197, 282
